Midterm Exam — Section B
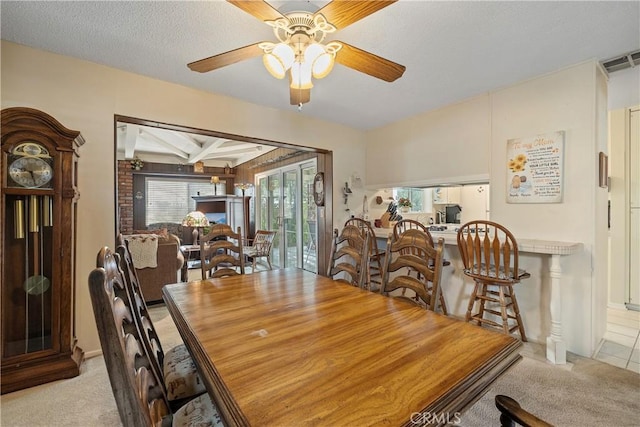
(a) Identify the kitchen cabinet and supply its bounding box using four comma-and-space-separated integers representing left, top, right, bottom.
460, 184, 490, 222
433, 187, 461, 204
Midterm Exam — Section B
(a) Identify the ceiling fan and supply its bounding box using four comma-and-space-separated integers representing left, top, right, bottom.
187, 0, 406, 106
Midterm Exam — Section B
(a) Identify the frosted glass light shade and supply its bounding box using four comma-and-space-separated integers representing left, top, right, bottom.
263, 43, 295, 79
312, 53, 334, 79
290, 61, 313, 89
303, 43, 334, 79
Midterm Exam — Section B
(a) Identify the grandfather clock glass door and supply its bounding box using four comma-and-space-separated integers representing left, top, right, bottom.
4, 193, 55, 356
1, 108, 84, 394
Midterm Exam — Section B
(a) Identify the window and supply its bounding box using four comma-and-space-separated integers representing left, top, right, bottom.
145, 177, 215, 225
393, 188, 425, 212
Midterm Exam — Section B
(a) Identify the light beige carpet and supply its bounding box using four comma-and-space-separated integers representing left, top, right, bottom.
1, 307, 638, 426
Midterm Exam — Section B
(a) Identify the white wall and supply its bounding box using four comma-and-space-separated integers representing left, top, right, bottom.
1, 41, 366, 355
366, 61, 607, 357
365, 95, 491, 187
608, 67, 640, 111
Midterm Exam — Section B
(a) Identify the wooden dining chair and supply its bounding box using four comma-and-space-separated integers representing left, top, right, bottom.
200, 223, 245, 279
243, 229, 276, 271
115, 235, 206, 407
495, 395, 553, 427
344, 217, 384, 291
457, 220, 530, 341
89, 247, 223, 427
381, 229, 445, 311
328, 225, 369, 288
392, 219, 450, 314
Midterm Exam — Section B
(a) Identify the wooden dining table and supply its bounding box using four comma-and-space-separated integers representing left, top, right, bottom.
162, 268, 522, 427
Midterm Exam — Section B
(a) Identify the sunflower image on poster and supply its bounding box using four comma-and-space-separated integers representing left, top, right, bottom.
506, 131, 564, 204
507, 153, 532, 197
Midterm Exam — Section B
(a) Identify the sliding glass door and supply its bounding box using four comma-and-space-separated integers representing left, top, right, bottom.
256, 160, 317, 272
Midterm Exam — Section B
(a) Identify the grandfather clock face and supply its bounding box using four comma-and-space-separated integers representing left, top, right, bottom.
7, 142, 54, 189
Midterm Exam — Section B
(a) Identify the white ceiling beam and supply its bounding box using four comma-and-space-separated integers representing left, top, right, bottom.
141, 129, 190, 159
235, 146, 277, 164
188, 139, 226, 163
203, 146, 264, 159
163, 130, 201, 149
124, 124, 140, 159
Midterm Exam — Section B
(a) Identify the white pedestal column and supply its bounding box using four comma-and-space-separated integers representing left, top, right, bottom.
546, 254, 566, 364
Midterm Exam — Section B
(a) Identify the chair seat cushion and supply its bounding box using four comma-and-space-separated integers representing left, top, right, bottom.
163, 344, 191, 374
244, 247, 259, 257
172, 394, 224, 427
164, 353, 207, 401
464, 263, 530, 282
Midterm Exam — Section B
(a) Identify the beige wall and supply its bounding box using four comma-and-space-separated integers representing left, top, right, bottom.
366, 61, 607, 356
365, 95, 491, 187
1, 41, 366, 355
2, 41, 610, 358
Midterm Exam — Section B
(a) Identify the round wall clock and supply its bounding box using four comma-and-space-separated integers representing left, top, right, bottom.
313, 172, 325, 206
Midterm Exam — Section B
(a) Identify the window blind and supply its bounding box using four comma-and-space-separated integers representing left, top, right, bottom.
145, 177, 213, 225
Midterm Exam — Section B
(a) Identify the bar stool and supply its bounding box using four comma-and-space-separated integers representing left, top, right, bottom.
456, 220, 529, 341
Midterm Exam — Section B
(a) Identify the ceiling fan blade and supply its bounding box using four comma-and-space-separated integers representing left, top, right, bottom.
290, 87, 311, 106
314, 0, 397, 30
188, 43, 264, 73
227, 0, 286, 22
334, 41, 405, 82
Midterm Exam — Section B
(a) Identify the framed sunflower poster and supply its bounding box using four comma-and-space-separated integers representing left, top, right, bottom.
506, 130, 564, 203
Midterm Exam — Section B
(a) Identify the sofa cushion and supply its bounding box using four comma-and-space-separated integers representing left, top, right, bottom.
132, 227, 169, 239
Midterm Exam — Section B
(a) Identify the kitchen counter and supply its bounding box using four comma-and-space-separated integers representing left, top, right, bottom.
373, 227, 582, 256
372, 225, 582, 364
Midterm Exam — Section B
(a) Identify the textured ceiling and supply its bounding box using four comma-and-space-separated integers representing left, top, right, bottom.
1, 1, 639, 131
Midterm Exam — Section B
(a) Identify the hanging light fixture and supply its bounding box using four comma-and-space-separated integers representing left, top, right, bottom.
259, 13, 342, 98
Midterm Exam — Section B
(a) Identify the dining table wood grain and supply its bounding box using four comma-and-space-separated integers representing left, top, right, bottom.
162, 268, 522, 427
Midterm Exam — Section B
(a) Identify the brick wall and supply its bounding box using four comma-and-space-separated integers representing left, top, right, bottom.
117, 160, 133, 233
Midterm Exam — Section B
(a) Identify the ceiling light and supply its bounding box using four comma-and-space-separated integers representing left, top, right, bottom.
259, 12, 342, 101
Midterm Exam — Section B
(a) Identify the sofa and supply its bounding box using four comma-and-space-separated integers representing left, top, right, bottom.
124, 232, 184, 304
147, 222, 197, 245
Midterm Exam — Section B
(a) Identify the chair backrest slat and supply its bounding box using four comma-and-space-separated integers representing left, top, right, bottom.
116, 235, 166, 390
200, 224, 245, 278
381, 229, 444, 311
456, 220, 522, 284
345, 218, 380, 257
89, 247, 170, 427
328, 225, 369, 288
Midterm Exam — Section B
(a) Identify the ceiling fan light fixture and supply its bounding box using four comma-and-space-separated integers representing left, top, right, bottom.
290, 61, 313, 89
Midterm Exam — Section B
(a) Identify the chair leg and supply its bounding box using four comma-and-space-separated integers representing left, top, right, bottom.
466, 282, 480, 322
477, 284, 488, 327
508, 285, 527, 342
498, 287, 510, 335
266, 255, 272, 270
439, 293, 448, 316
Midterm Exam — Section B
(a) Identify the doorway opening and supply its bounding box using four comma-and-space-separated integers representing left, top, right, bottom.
255, 160, 318, 272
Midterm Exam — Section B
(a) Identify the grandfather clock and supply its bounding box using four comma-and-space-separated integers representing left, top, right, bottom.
1, 107, 84, 394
